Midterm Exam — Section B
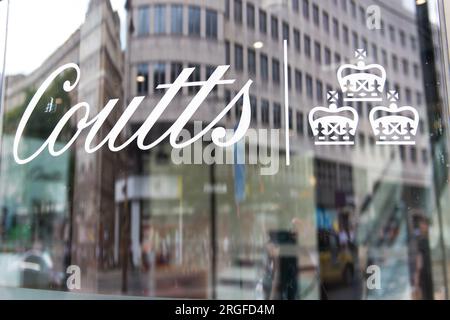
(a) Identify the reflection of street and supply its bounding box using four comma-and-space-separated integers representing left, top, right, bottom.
324, 278, 363, 300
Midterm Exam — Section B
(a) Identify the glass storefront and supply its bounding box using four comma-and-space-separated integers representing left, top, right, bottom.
1, 0, 450, 300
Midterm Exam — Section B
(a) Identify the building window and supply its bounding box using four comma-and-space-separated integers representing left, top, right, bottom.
188, 64, 201, 94
323, 11, 329, 33
261, 99, 270, 124
171, 5, 183, 35
306, 74, 313, 98
295, 69, 302, 93
414, 63, 420, 77
303, 0, 310, 19
392, 54, 398, 71
359, 6, 365, 25
372, 43, 378, 60
304, 35, 311, 57
316, 80, 323, 102
400, 30, 406, 47
403, 59, 409, 76
313, 4, 319, 26
343, 25, 349, 44
389, 25, 396, 42
289, 108, 293, 130
352, 31, 358, 48
325, 47, 331, 65
411, 35, 417, 50
225, 41, 230, 65
335, 52, 341, 64
137, 6, 150, 36
137, 63, 149, 95
282, 22, 289, 42
410, 146, 417, 163
272, 58, 280, 84
341, 0, 347, 11
206, 65, 218, 93
206, 9, 218, 39
153, 63, 166, 92
333, 18, 339, 39
296, 111, 304, 135
248, 48, 256, 75
273, 103, 282, 128
293, 0, 300, 12
234, 0, 243, 24
294, 29, 301, 52
314, 41, 321, 64
259, 9, 267, 34
271, 15, 279, 40
170, 62, 183, 83
247, 3, 255, 29
250, 95, 258, 123
225, 0, 230, 20
188, 6, 201, 36
235, 44, 244, 71
382, 49, 388, 66
154, 5, 166, 34
404, 87, 412, 104
260, 53, 268, 80
225, 90, 232, 119
351, 0, 356, 17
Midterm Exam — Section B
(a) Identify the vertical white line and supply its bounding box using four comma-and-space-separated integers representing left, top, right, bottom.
283, 39, 290, 166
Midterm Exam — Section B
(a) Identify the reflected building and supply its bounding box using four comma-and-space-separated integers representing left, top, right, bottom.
0, 0, 446, 299
1, 0, 123, 292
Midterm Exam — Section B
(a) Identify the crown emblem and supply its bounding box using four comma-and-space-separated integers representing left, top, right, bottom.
369, 91, 420, 145
338, 49, 386, 102
308, 91, 359, 145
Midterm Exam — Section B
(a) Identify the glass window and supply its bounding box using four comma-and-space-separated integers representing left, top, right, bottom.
294, 28, 301, 52
295, 69, 303, 93
261, 99, 269, 124
260, 53, 268, 80
170, 5, 183, 35
323, 11, 329, 33
188, 63, 201, 94
137, 63, 149, 95
259, 9, 267, 34
283, 22, 290, 42
235, 44, 244, 71
154, 5, 166, 34
234, 0, 242, 24
304, 34, 311, 57
313, 4, 319, 26
188, 6, 201, 36
306, 73, 313, 98
248, 48, 256, 75
303, 0, 310, 19
273, 102, 281, 128
333, 18, 339, 39
153, 63, 165, 92
206, 9, 218, 39
247, 3, 255, 29
272, 58, 280, 84
3, 0, 450, 303
137, 6, 150, 36
271, 15, 278, 40
170, 62, 183, 83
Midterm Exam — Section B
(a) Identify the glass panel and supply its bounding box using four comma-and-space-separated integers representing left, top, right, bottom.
0, 0, 450, 301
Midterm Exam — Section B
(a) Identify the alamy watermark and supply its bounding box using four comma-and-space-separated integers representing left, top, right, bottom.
172, 122, 280, 176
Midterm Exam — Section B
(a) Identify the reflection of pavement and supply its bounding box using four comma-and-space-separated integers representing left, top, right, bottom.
97, 268, 208, 298
322, 275, 363, 300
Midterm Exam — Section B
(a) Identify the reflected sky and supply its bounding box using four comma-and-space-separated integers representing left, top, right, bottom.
0, 0, 438, 76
